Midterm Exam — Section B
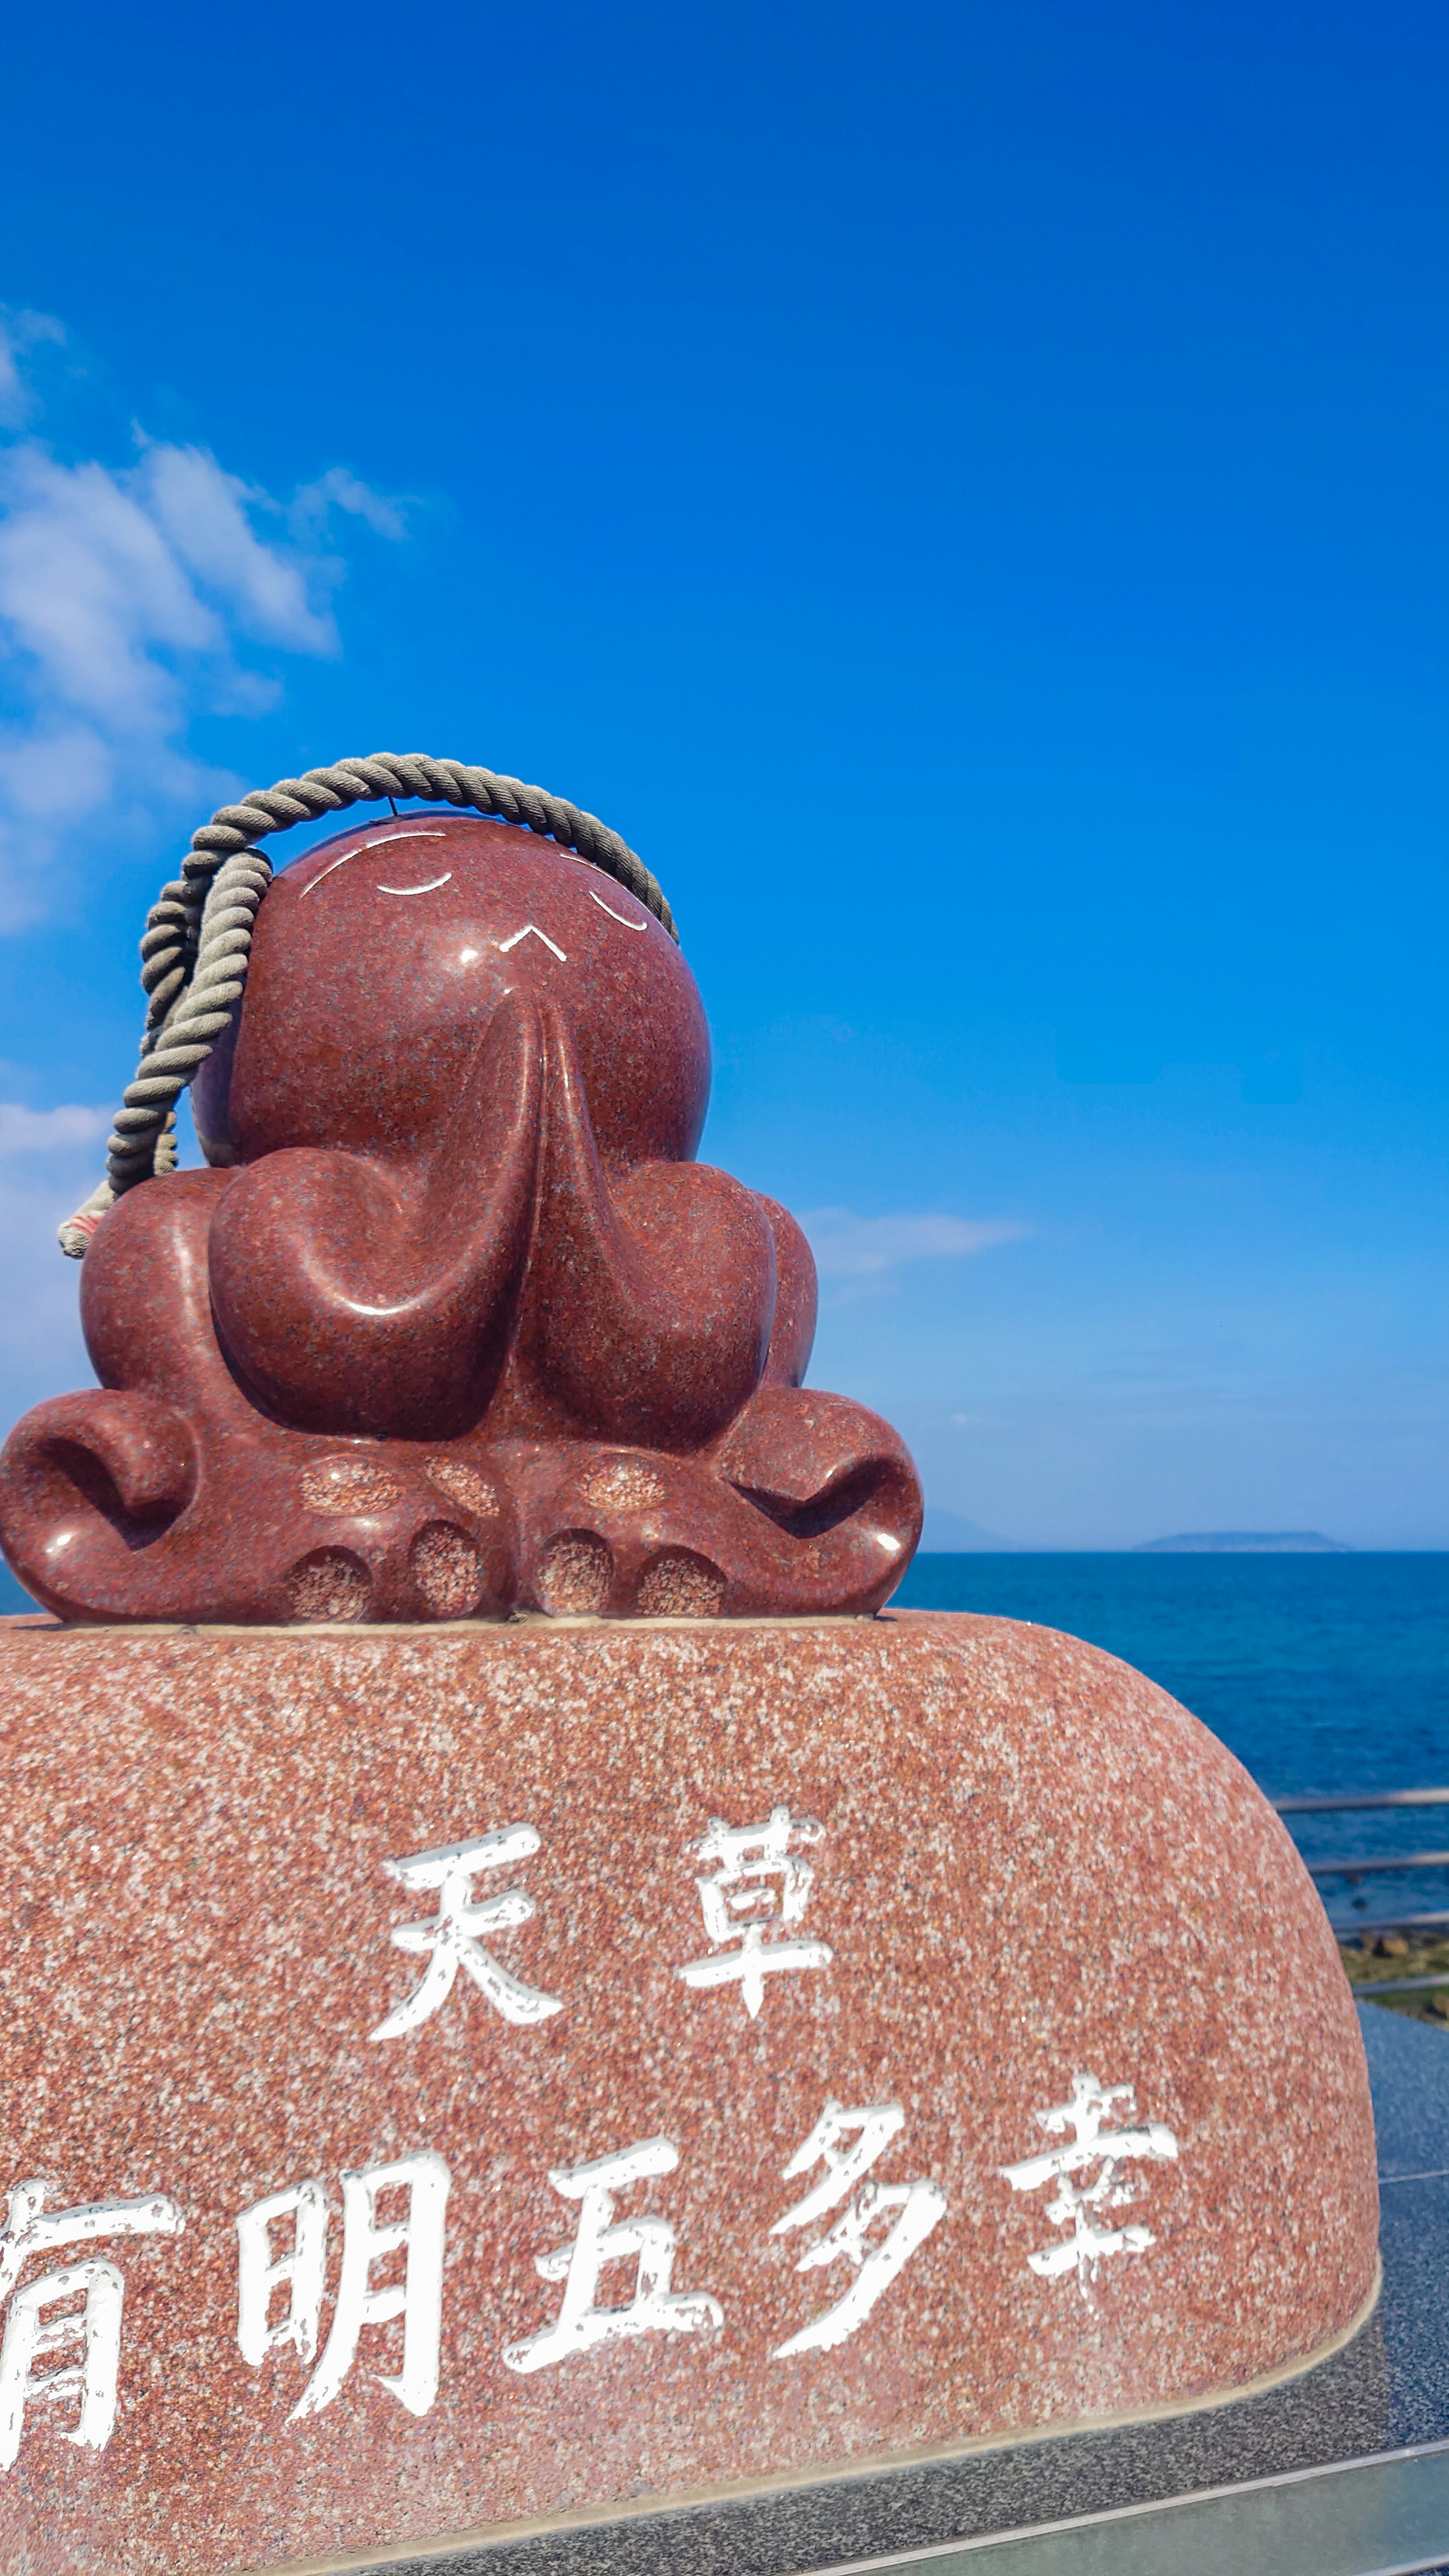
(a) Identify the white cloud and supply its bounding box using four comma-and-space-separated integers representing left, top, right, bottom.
0, 723, 113, 823
800, 1208, 1031, 1278
0, 444, 220, 734
0, 325, 407, 927
0, 1102, 111, 1153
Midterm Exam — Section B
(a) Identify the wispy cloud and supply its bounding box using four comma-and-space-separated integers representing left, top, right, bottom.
0, 308, 65, 431
0, 1101, 111, 1153
0, 316, 408, 926
290, 466, 409, 544
131, 440, 340, 658
800, 1208, 1031, 1278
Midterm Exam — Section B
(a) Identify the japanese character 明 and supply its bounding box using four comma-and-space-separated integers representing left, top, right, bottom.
369, 1825, 563, 2041
502, 2137, 722, 2373
236, 2151, 451, 2419
0, 2180, 183, 2471
768, 2099, 946, 2358
676, 1805, 832, 2019
998, 2072, 1180, 2298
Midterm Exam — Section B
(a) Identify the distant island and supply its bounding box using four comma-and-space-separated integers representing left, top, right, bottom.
1135, 1531, 1352, 1555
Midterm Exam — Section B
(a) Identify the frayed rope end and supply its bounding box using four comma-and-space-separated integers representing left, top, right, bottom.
58, 1183, 115, 1260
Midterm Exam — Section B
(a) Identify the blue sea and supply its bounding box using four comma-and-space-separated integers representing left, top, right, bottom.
894, 1553, 1449, 1929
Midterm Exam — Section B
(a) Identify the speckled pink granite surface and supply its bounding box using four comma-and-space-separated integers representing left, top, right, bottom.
0, 1609, 1376, 2573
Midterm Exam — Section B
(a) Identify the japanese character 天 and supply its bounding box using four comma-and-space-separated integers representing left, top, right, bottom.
369, 1825, 563, 2041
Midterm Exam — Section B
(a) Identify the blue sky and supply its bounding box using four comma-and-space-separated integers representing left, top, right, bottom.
0, 0, 1444, 1548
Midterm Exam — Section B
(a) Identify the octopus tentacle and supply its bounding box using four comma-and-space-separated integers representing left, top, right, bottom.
207, 992, 544, 1438
517, 1001, 777, 1450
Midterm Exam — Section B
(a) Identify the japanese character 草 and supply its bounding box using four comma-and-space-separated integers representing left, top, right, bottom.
676, 1805, 832, 2018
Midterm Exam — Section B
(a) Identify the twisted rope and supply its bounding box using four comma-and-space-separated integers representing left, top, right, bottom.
59, 753, 675, 1258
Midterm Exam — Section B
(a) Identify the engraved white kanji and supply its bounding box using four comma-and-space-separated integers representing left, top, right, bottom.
502, 2138, 722, 2374
236, 2151, 451, 2419
0, 2179, 183, 2470
369, 1825, 563, 2041
999, 2072, 1180, 2299
676, 1806, 832, 2018
768, 2099, 946, 2358
235, 2180, 328, 2368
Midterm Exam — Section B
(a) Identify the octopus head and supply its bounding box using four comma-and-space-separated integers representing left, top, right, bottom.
194, 814, 711, 1175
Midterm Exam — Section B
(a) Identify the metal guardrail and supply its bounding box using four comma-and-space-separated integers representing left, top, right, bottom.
1310, 1850, 1449, 1877
1344, 1971, 1449, 1998
1334, 1912, 1449, 1935
1271, 1791, 1449, 1942
1274, 1788, 1449, 1814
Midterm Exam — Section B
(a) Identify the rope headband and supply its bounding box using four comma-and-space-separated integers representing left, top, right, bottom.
58, 752, 676, 1259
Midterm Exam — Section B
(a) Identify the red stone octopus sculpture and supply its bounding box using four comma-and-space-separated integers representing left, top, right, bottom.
0, 813, 922, 1622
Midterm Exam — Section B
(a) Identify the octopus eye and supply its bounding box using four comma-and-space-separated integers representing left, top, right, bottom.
588, 884, 648, 932
301, 829, 448, 899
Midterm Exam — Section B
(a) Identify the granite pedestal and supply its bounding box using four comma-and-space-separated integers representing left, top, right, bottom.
0, 1609, 1377, 2574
